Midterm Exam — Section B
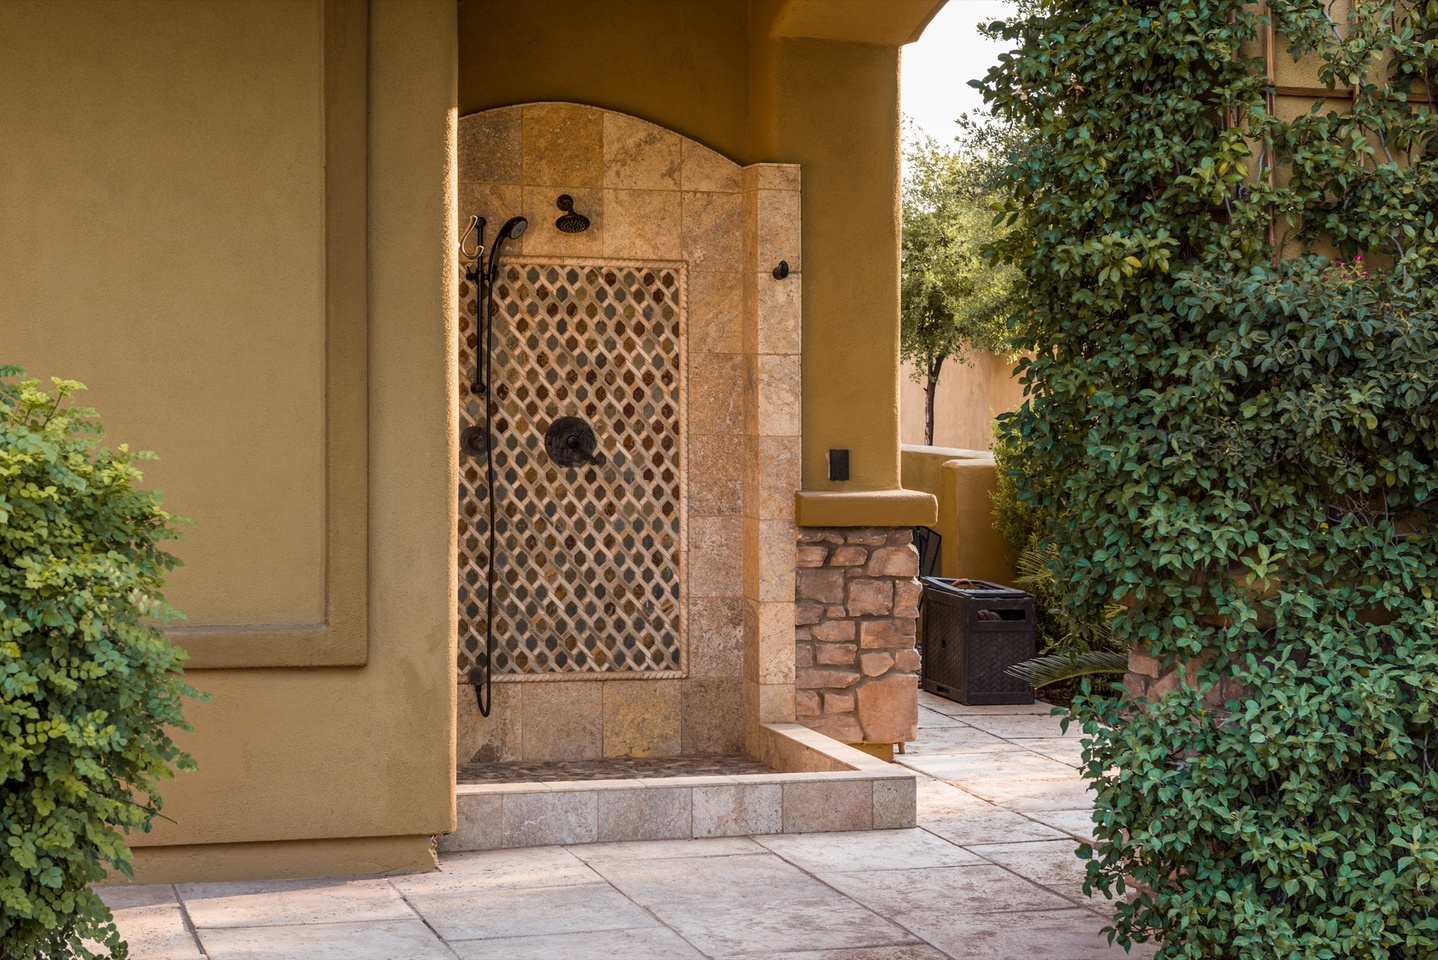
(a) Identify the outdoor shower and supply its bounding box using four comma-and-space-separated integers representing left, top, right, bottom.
458, 213, 527, 717
452, 115, 691, 713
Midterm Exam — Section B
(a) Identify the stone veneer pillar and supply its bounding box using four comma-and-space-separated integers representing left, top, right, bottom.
794, 528, 922, 745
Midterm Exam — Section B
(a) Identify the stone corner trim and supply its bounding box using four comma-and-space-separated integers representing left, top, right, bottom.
794, 527, 920, 745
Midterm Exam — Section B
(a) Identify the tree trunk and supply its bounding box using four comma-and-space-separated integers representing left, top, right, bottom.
924, 355, 945, 447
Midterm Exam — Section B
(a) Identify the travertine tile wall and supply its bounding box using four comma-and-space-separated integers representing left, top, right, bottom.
456, 104, 801, 764
741, 165, 804, 756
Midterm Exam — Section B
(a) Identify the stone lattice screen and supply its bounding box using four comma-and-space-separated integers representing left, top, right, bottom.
457, 261, 684, 676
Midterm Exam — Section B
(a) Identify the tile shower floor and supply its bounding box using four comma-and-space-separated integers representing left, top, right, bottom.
95, 692, 1156, 959
457, 755, 776, 784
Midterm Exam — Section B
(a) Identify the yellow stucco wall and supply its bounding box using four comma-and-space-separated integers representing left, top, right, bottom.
900, 446, 1016, 586
751, 36, 905, 495
2, 0, 942, 883
899, 353, 1025, 450
1, 0, 458, 881
458, 0, 753, 163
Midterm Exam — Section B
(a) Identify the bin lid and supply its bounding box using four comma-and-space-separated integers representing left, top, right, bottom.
920, 577, 1031, 600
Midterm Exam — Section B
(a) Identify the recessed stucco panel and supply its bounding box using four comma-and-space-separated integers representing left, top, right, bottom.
0, 0, 327, 626
1, 0, 459, 870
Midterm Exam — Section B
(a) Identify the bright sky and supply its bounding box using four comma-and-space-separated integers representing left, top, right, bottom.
901, 0, 1015, 143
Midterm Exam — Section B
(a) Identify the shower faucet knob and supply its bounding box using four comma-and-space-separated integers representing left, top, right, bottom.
545, 416, 605, 469
460, 425, 488, 457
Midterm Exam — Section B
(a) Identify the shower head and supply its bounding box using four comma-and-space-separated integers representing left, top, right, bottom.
485, 216, 529, 286
554, 194, 590, 233
498, 216, 528, 241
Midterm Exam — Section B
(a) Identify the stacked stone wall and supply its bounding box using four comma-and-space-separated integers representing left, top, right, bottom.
1126, 648, 1243, 710
794, 527, 921, 744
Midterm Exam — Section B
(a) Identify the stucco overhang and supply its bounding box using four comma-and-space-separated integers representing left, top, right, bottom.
765, 0, 948, 46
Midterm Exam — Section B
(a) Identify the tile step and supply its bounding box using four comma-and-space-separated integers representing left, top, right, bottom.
443, 724, 917, 852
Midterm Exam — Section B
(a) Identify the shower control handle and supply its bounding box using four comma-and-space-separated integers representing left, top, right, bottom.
564, 433, 607, 466
544, 416, 606, 469
460, 424, 488, 457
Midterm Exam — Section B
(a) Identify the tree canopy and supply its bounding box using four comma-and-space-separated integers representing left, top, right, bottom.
899, 119, 1020, 443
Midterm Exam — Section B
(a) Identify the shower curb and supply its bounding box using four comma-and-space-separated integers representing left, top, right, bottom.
441, 724, 916, 853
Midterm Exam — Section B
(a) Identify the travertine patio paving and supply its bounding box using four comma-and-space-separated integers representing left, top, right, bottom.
98, 691, 1154, 959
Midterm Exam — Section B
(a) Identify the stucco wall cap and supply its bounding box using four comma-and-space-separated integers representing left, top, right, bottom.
900, 443, 992, 461
795, 490, 937, 528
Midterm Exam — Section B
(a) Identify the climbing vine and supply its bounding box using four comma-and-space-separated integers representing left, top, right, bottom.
981, 1, 1438, 956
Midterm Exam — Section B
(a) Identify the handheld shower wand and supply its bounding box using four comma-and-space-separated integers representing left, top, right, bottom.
488, 216, 528, 281
459, 213, 527, 718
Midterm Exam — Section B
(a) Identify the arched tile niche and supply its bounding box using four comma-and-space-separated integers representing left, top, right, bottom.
456, 103, 802, 764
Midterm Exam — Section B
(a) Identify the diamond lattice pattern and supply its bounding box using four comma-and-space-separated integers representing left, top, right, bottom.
457, 262, 683, 676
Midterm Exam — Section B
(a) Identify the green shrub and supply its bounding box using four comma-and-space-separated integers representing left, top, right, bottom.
993, 423, 1121, 677
980, 1, 1438, 956
0, 369, 199, 959
990, 429, 1067, 655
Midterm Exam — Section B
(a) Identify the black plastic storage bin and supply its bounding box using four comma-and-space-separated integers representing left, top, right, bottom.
920, 578, 1036, 705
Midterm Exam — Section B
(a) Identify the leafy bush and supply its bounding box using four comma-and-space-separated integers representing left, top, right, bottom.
993, 427, 1122, 685
980, 1, 1438, 956
1, 369, 198, 959
990, 429, 1068, 655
